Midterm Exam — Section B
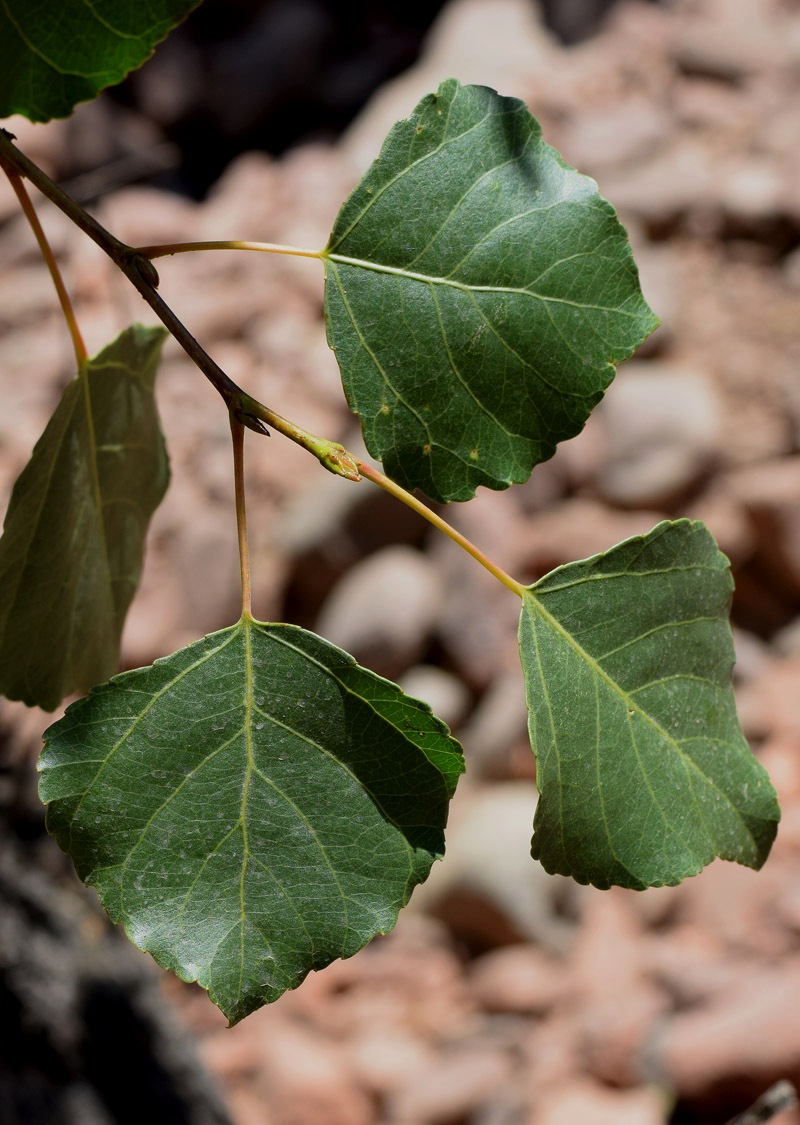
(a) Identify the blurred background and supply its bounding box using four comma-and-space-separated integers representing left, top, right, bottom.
2, 0, 800, 1121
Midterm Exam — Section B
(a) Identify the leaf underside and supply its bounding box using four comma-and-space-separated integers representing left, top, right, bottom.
519, 520, 780, 890
39, 618, 464, 1025
323, 78, 659, 503
0, 0, 200, 122
0, 324, 169, 710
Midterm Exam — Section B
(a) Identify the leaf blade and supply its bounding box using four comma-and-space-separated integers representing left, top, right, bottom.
518, 520, 780, 889
0, 0, 200, 122
0, 324, 169, 710
323, 79, 658, 502
39, 619, 464, 1024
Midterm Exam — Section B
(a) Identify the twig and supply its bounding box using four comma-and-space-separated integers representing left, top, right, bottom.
0, 128, 267, 435
0, 129, 529, 601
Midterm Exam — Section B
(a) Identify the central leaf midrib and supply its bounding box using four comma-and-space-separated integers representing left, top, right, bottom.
524, 591, 751, 837
527, 604, 685, 861
79, 364, 116, 620
245, 622, 357, 952
326, 253, 638, 316
239, 616, 255, 1000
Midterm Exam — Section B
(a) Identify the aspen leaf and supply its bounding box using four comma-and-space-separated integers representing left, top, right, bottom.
519, 521, 780, 889
324, 79, 658, 502
0, 325, 169, 709
40, 618, 464, 1024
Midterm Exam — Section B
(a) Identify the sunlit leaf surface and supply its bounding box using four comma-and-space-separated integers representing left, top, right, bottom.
324, 79, 658, 502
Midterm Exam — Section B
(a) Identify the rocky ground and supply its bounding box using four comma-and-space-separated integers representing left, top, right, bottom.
2, 0, 800, 1122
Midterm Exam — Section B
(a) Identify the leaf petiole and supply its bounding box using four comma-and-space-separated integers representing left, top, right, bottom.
3, 167, 87, 367
138, 240, 324, 262
356, 460, 526, 598
230, 415, 253, 620
229, 395, 525, 596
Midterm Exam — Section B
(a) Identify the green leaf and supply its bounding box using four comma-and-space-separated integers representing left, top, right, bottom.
519, 520, 780, 890
39, 618, 464, 1024
0, 324, 169, 710
323, 79, 658, 503
0, 0, 200, 122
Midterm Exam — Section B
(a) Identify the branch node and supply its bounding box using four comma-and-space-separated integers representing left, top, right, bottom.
134, 254, 160, 288
241, 414, 271, 437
